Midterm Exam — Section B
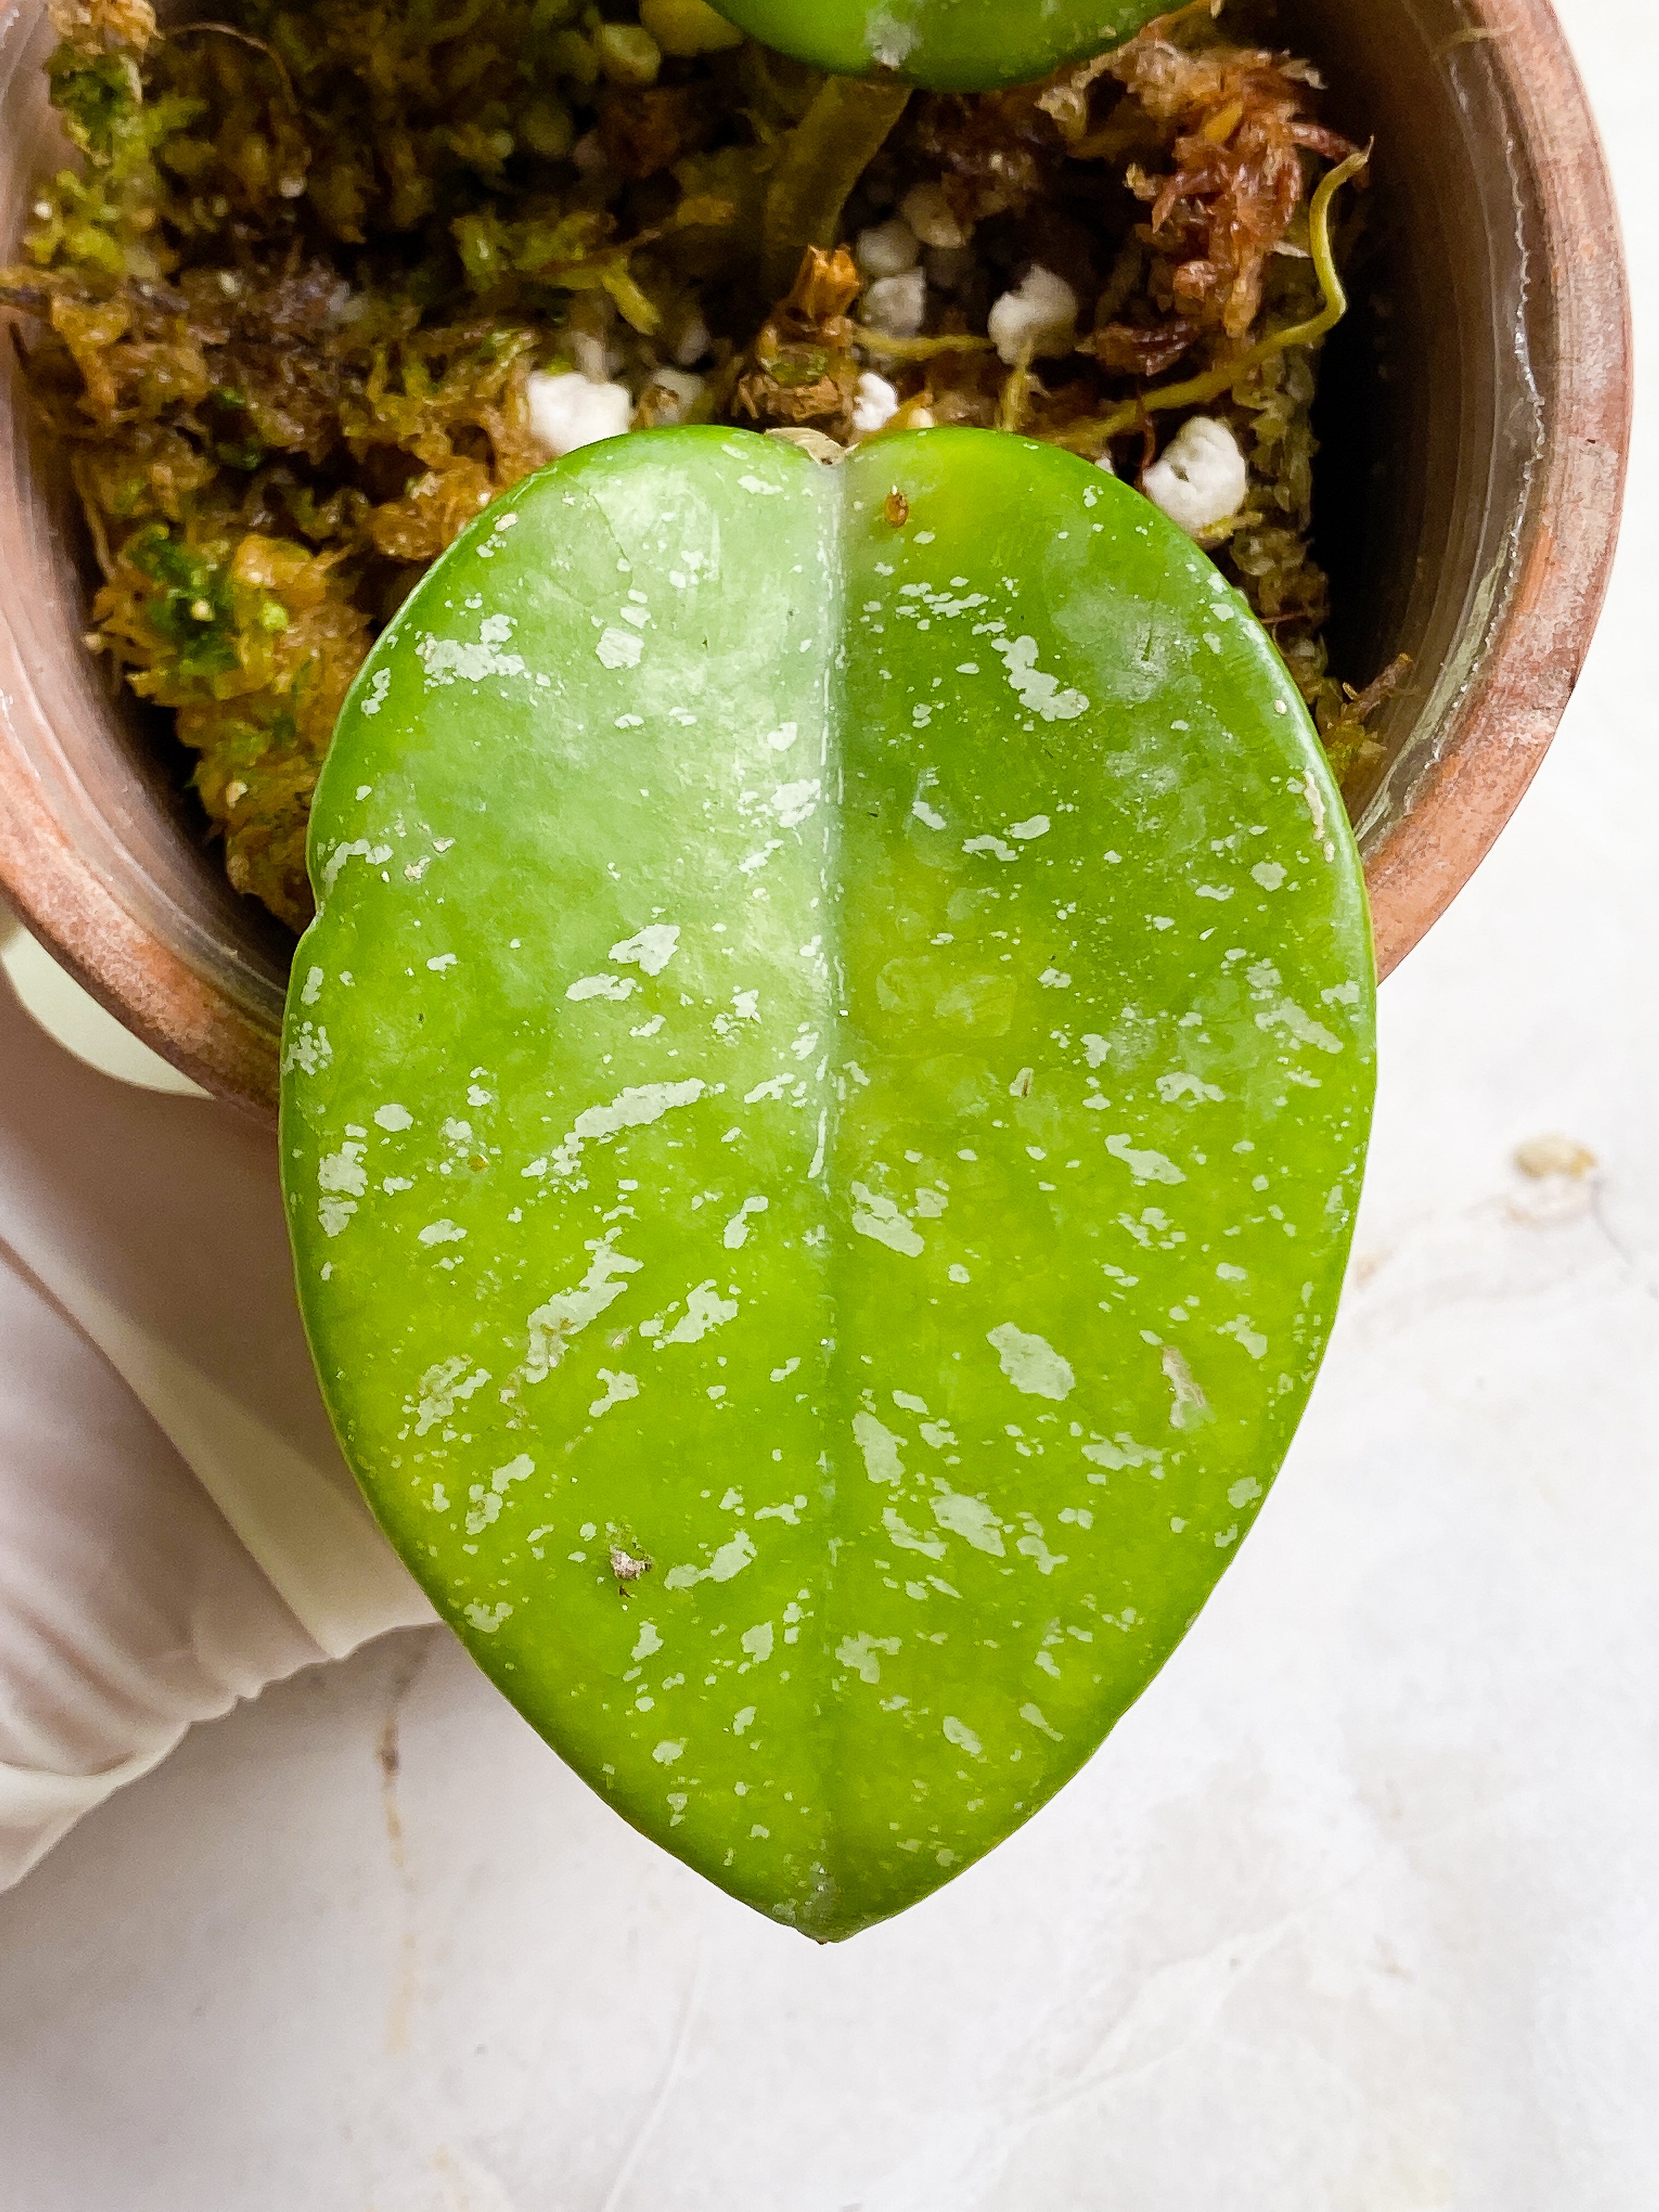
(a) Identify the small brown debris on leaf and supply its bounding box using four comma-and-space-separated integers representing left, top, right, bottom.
765, 426, 847, 466
610, 1544, 653, 1598
884, 487, 909, 526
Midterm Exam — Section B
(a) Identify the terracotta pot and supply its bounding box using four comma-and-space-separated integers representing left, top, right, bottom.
0, 0, 1630, 1121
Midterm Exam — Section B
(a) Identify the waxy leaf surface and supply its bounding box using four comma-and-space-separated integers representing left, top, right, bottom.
706, 0, 1168, 91
283, 427, 1374, 1939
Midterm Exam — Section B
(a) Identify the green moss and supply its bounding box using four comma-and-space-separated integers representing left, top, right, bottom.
125, 528, 241, 681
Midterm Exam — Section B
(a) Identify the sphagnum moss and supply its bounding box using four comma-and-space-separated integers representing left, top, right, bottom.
3, 0, 1388, 929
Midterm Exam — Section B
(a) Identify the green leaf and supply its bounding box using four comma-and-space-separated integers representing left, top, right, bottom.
281, 427, 1374, 1940
703, 0, 1169, 92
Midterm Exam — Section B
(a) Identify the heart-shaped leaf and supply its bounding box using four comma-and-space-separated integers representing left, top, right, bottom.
703, 0, 1167, 92
283, 426, 1373, 1940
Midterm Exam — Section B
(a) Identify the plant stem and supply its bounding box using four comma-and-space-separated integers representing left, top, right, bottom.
1057, 146, 1371, 458
761, 77, 911, 304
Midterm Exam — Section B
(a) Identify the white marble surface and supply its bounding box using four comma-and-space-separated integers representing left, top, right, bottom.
3, 3, 1658, 2201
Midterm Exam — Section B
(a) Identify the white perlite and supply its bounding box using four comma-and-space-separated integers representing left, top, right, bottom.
988, 266, 1078, 364
853, 373, 901, 437
1141, 415, 1250, 535
527, 370, 633, 456
900, 180, 967, 250
641, 366, 706, 424
861, 268, 927, 339
855, 218, 921, 278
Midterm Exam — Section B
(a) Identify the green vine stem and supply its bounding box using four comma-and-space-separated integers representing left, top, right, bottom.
1055, 145, 1371, 458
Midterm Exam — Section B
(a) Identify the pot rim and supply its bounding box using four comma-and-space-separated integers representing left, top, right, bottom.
0, 0, 1633, 1122
1359, 0, 1633, 978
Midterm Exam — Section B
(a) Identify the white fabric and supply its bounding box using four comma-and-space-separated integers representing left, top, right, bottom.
0, 916, 206, 1096
0, 926, 433, 1887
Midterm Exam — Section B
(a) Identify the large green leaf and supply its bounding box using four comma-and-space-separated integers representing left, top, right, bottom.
282, 426, 1374, 1940
704, 0, 1166, 92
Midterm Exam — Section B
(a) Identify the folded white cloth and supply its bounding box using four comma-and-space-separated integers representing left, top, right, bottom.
0, 927, 433, 1888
